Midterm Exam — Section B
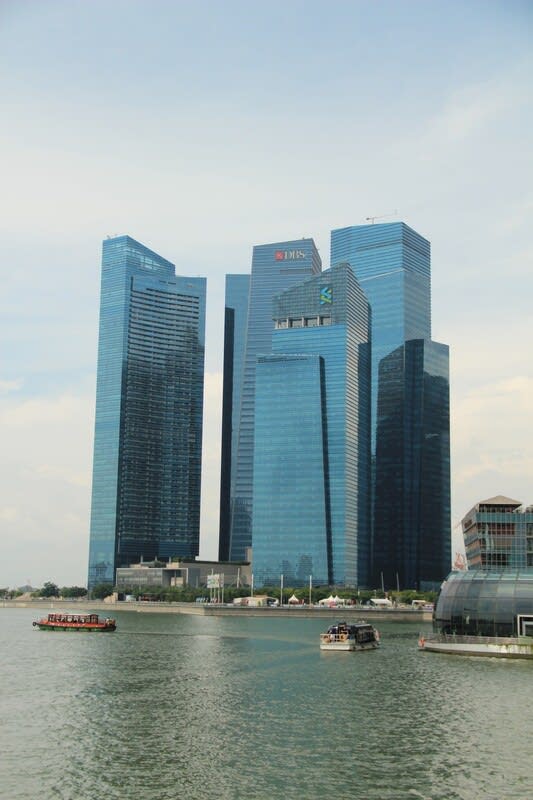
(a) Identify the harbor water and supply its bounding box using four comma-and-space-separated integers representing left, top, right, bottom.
1, 607, 531, 800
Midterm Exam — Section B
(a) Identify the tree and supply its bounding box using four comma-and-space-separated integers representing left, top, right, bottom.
91, 582, 114, 599
60, 586, 87, 598
41, 581, 60, 598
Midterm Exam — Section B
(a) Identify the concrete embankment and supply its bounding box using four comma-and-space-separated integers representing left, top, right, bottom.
2, 599, 432, 622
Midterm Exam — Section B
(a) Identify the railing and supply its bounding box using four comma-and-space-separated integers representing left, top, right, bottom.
424, 632, 523, 646
320, 632, 353, 643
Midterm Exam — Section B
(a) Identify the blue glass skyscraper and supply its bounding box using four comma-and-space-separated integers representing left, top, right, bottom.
88, 236, 206, 588
331, 222, 431, 450
331, 222, 451, 589
228, 239, 322, 561
252, 263, 371, 587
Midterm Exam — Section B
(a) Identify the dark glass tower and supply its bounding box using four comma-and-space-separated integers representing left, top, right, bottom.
331, 222, 451, 589
228, 239, 322, 561
252, 263, 371, 587
373, 340, 451, 590
88, 236, 206, 588
218, 274, 250, 561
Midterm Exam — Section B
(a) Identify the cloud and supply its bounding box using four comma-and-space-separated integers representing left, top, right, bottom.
451, 375, 533, 525
0, 388, 95, 587
432, 83, 511, 143
0, 379, 23, 395
0, 392, 91, 427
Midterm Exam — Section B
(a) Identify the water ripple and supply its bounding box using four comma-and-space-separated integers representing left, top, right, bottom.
1, 609, 531, 800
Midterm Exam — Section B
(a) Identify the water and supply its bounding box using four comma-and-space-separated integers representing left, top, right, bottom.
1, 608, 531, 800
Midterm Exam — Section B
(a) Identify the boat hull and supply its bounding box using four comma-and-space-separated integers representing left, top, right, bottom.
320, 641, 378, 652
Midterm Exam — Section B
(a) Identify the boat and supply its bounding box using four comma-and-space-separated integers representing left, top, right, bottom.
33, 612, 116, 632
320, 620, 380, 651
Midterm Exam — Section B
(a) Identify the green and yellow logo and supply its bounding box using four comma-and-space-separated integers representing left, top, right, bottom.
320, 286, 332, 304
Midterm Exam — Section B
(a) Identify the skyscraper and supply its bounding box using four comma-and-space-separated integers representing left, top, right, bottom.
227, 239, 322, 561
218, 274, 250, 561
88, 236, 206, 589
331, 222, 451, 589
373, 339, 451, 590
331, 222, 431, 450
252, 263, 371, 587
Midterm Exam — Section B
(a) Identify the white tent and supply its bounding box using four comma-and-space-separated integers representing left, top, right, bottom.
318, 595, 336, 605
288, 594, 300, 604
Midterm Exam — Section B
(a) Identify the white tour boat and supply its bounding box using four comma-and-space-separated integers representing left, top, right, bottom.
320, 621, 380, 652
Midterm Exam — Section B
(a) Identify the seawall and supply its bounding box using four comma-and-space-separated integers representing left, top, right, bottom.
1, 599, 432, 622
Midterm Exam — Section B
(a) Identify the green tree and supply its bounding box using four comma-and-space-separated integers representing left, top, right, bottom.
41, 581, 60, 597
91, 582, 114, 599
61, 586, 87, 598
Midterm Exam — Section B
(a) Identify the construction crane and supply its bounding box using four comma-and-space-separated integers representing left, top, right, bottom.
365, 210, 398, 224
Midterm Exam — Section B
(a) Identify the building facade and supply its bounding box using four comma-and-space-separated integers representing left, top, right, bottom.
227, 239, 322, 561
462, 496, 533, 570
218, 274, 250, 561
434, 569, 533, 638
116, 558, 251, 590
373, 339, 451, 590
330, 222, 451, 588
330, 222, 431, 452
88, 236, 206, 588
252, 263, 371, 587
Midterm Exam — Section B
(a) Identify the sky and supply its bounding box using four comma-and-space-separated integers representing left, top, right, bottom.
1, 0, 532, 588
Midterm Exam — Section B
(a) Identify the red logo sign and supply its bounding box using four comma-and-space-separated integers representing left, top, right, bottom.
275, 251, 284, 261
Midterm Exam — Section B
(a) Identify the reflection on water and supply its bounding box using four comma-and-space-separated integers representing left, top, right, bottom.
1, 609, 532, 800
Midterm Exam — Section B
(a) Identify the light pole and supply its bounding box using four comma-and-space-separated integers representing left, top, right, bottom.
280, 574, 284, 607
308, 575, 312, 606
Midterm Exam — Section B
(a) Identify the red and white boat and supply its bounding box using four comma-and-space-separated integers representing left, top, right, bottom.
33, 612, 116, 632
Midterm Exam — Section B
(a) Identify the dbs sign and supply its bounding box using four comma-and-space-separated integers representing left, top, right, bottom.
275, 249, 306, 261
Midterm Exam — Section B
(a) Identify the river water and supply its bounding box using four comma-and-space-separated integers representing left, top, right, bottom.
1, 607, 531, 800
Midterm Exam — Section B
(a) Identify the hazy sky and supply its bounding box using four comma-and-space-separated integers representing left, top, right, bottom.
1, 0, 532, 588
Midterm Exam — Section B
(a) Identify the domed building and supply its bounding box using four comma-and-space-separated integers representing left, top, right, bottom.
419, 569, 533, 658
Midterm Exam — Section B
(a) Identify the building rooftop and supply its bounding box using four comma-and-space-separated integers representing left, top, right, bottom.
479, 495, 522, 507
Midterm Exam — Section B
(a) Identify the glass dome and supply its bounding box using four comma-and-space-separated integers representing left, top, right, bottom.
434, 570, 533, 637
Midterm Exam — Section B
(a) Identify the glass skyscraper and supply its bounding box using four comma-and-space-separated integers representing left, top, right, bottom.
331, 222, 431, 450
227, 239, 322, 561
252, 263, 371, 587
373, 339, 451, 590
218, 274, 250, 561
88, 236, 206, 588
331, 222, 451, 589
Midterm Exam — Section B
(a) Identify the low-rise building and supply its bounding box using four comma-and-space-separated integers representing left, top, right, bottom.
462, 496, 533, 570
116, 557, 251, 590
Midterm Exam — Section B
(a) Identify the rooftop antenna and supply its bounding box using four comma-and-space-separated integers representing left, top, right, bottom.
365, 209, 398, 224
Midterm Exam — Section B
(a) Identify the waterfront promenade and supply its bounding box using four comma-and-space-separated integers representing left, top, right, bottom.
1, 598, 432, 622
